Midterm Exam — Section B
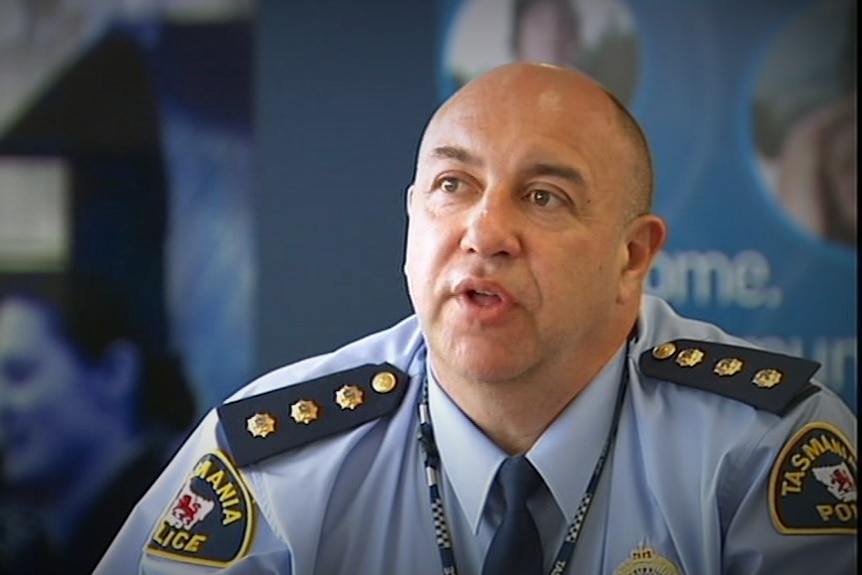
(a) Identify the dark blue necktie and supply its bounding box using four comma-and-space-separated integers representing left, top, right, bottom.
482, 456, 545, 575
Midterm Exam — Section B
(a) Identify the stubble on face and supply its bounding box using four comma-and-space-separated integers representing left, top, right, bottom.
405, 63, 642, 392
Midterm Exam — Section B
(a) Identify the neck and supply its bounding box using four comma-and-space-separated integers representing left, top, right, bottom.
459, 379, 583, 455
432, 323, 635, 455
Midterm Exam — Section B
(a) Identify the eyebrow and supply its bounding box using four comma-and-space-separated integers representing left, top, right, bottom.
428, 145, 483, 166
428, 146, 587, 188
524, 163, 587, 188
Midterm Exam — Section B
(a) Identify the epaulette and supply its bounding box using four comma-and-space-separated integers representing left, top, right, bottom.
217, 363, 410, 466
639, 339, 820, 415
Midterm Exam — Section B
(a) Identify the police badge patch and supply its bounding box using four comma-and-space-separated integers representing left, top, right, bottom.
769, 422, 857, 535
147, 450, 255, 566
613, 541, 681, 575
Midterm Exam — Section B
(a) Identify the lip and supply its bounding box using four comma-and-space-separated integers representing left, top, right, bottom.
450, 277, 518, 323
452, 278, 515, 302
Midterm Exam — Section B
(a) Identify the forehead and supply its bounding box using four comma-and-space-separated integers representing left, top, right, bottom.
418, 66, 627, 174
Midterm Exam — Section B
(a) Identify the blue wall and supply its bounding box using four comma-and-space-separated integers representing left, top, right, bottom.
256, 1, 437, 375
255, 0, 856, 411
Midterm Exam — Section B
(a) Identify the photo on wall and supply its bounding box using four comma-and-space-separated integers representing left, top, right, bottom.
0, 2, 255, 574
438, 0, 856, 410
752, 0, 856, 250
439, 0, 641, 104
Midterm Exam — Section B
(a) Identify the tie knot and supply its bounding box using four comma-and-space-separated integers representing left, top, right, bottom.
497, 455, 543, 503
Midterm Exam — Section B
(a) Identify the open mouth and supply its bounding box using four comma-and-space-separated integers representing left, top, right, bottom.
467, 289, 502, 306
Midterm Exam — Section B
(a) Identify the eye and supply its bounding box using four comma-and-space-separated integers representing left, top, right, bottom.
526, 188, 564, 208
439, 177, 462, 194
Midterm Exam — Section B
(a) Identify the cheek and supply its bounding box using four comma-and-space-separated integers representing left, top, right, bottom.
405, 217, 463, 319
405, 217, 450, 278
403, 226, 424, 284
541, 240, 623, 299
404, 222, 433, 308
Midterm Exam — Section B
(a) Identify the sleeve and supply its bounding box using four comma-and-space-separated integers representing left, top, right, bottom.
721, 389, 857, 575
93, 410, 293, 574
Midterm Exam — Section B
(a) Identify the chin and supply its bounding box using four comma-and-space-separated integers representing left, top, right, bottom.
427, 319, 539, 379
459, 366, 525, 385
447, 344, 534, 384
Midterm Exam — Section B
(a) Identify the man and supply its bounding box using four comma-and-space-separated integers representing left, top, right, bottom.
95, 62, 856, 574
0, 276, 196, 575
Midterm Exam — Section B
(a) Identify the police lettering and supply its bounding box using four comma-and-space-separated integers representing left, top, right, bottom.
193, 458, 245, 525
153, 521, 209, 553
780, 433, 857, 498
800, 434, 854, 463
780, 471, 805, 496
816, 503, 857, 523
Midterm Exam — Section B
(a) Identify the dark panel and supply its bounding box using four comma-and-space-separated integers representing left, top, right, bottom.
256, 0, 437, 374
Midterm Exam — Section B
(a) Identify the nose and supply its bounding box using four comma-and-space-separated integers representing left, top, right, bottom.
459, 195, 522, 258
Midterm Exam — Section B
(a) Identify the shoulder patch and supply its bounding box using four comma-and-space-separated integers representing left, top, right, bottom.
147, 450, 254, 567
768, 422, 857, 535
639, 339, 820, 414
217, 363, 410, 467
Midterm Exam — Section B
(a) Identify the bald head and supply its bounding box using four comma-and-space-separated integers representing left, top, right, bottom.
418, 62, 653, 219
404, 62, 668, 426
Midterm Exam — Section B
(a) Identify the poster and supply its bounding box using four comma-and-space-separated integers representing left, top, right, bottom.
438, 0, 857, 410
0, 2, 255, 573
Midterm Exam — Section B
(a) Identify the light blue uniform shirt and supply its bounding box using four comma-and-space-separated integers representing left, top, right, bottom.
95, 296, 857, 574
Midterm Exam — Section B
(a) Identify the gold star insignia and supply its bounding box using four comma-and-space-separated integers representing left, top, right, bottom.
335, 385, 365, 410
714, 357, 744, 376
676, 348, 705, 367
290, 399, 320, 424
246, 412, 277, 437
753, 369, 783, 388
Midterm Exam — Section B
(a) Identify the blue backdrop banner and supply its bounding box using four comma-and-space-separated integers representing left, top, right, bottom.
438, 0, 857, 410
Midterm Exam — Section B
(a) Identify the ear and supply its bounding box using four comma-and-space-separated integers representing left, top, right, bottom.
405, 184, 415, 216
403, 185, 416, 277
618, 214, 667, 303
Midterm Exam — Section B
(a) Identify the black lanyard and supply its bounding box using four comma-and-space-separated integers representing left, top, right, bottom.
417, 350, 630, 575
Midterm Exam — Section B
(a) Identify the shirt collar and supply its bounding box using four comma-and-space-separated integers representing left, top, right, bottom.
428, 367, 506, 533
427, 343, 628, 532
528, 344, 627, 519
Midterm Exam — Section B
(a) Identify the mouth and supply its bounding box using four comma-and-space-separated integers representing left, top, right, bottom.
451, 278, 516, 311
465, 289, 503, 306
450, 280, 517, 325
